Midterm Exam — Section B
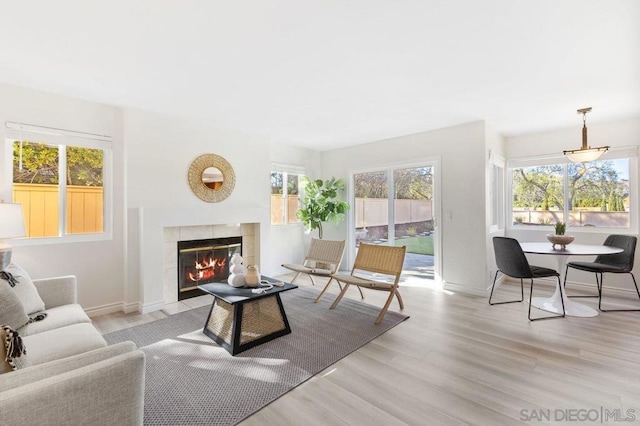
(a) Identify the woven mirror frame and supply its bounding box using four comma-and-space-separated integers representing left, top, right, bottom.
187, 154, 236, 203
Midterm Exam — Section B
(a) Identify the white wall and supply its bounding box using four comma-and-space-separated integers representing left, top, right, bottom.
321, 121, 490, 295
0, 84, 320, 314
0, 83, 126, 313
124, 108, 319, 310
505, 116, 640, 292
7, 81, 635, 309
267, 143, 321, 276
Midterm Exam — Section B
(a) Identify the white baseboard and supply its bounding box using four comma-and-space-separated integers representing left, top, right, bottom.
503, 276, 638, 299
141, 300, 166, 314
85, 301, 160, 317
85, 302, 125, 318
123, 302, 142, 314
443, 281, 492, 297
446, 274, 637, 300
487, 273, 506, 291
84, 276, 635, 316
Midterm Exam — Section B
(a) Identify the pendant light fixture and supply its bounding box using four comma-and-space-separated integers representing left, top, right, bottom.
563, 107, 609, 162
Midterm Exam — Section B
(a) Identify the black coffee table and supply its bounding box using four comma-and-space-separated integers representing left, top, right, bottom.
198, 278, 298, 355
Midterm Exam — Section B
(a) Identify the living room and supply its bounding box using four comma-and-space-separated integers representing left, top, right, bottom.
1, 1, 639, 425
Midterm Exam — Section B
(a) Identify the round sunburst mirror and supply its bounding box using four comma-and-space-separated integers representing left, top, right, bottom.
187, 154, 236, 202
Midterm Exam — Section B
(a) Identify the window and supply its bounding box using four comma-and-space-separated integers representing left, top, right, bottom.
512, 164, 565, 225
270, 166, 304, 225
510, 153, 635, 230
5, 122, 112, 240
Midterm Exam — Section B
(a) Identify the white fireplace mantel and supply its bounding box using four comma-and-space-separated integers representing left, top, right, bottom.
127, 205, 266, 314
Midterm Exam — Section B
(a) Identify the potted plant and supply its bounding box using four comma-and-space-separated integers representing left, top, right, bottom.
296, 177, 349, 239
546, 221, 574, 250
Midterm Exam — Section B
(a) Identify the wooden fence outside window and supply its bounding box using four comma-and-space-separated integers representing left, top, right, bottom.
13, 183, 104, 237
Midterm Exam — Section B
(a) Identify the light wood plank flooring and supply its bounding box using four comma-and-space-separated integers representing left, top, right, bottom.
91, 275, 640, 425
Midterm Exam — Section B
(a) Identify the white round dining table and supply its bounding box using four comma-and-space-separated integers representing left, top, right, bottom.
519, 242, 623, 318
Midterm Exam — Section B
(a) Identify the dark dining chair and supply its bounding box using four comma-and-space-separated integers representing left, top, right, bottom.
490, 237, 565, 321
565, 235, 639, 312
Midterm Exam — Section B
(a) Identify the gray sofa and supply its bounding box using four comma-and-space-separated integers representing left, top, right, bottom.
0, 275, 145, 425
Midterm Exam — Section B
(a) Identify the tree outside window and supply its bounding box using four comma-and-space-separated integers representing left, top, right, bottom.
512, 159, 630, 228
513, 165, 564, 225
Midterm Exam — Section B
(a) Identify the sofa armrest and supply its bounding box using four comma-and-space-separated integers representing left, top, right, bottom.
32, 275, 77, 308
0, 342, 137, 391
0, 346, 145, 426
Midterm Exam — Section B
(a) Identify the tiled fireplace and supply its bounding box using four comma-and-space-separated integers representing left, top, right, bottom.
163, 223, 258, 304
177, 236, 242, 300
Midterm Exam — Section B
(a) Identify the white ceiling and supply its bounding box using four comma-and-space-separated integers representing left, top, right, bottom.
1, 0, 638, 151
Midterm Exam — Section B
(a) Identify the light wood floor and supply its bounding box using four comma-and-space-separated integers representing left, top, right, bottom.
92, 275, 640, 425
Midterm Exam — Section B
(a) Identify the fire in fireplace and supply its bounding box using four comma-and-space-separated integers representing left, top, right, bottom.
177, 236, 242, 300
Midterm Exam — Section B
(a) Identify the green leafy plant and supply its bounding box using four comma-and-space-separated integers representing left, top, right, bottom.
406, 226, 418, 237
13, 141, 103, 186
554, 222, 566, 235
297, 177, 350, 239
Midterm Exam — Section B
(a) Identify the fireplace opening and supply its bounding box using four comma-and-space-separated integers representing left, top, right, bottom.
177, 236, 242, 300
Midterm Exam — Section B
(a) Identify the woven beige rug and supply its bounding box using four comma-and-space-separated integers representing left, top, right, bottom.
104, 286, 409, 425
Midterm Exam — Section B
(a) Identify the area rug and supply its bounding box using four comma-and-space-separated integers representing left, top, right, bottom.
104, 286, 409, 425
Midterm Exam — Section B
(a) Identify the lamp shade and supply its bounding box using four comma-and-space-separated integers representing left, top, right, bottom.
564, 147, 608, 163
0, 203, 26, 239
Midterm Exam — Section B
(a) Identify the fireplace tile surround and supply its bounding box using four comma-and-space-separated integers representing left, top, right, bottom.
162, 223, 258, 304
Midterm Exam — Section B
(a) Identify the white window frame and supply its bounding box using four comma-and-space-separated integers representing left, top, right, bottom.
270, 163, 305, 227
4, 121, 113, 245
489, 152, 506, 233
507, 147, 638, 234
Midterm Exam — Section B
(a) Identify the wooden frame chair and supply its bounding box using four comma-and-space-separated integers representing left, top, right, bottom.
329, 243, 406, 324
282, 238, 362, 302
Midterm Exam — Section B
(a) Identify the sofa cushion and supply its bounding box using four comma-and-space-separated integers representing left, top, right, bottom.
4, 263, 45, 315
0, 281, 29, 330
18, 304, 91, 336
23, 323, 107, 366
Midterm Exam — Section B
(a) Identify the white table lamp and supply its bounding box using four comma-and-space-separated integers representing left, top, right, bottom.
0, 203, 27, 269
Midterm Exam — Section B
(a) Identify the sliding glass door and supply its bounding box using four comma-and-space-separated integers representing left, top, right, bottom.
352, 162, 440, 282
